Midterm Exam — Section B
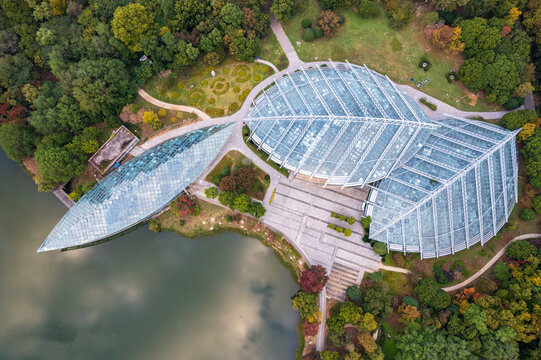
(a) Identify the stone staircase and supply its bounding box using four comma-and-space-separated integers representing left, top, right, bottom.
325, 263, 362, 301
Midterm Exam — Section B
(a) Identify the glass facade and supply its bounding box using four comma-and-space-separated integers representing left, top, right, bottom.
245, 62, 438, 186
366, 117, 519, 258
38, 123, 233, 252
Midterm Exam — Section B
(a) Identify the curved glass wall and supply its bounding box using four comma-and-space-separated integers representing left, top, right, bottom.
245, 62, 438, 187
38, 123, 233, 252
366, 116, 519, 258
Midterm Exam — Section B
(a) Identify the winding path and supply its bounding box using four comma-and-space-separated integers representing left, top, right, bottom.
442, 234, 541, 292
138, 89, 211, 120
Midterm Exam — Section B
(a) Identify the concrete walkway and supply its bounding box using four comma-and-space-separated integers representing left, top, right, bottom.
270, 14, 301, 66
316, 288, 327, 352
138, 89, 211, 120
443, 234, 541, 292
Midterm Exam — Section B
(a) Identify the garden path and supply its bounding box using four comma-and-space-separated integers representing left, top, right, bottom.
255, 58, 279, 73
442, 233, 541, 292
138, 89, 211, 120
270, 14, 302, 67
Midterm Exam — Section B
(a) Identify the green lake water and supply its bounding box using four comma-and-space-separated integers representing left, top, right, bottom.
0, 152, 299, 359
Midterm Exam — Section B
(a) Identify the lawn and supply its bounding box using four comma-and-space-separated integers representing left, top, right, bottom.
281, 1, 499, 112
242, 125, 290, 177
259, 31, 289, 70
380, 322, 398, 359
205, 150, 270, 201
144, 58, 273, 118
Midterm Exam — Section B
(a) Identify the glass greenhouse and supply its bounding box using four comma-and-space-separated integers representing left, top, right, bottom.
366, 117, 519, 258
38, 123, 233, 252
245, 62, 438, 187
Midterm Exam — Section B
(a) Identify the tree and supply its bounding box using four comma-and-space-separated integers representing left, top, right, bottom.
361, 216, 372, 228
111, 3, 155, 52
229, 36, 259, 62
358, 332, 377, 353
431, 0, 470, 11
358, 0, 380, 18
204, 187, 218, 199
362, 286, 392, 316
219, 3, 243, 28
480, 333, 519, 360
482, 55, 521, 105
174, 40, 200, 68
68, 59, 134, 118
518, 123, 536, 142
431, 26, 465, 55
346, 286, 362, 302
506, 240, 537, 260
494, 262, 512, 282
143, 110, 162, 131
318, 10, 340, 36
0, 123, 37, 162
415, 278, 450, 309
233, 194, 252, 213
0, 54, 32, 94
218, 191, 235, 207
34, 145, 85, 184
398, 303, 420, 322
534, 195, 541, 214
248, 201, 266, 218
395, 324, 474, 360
219, 175, 237, 192
388, 2, 413, 29
292, 290, 319, 321
302, 319, 319, 336
300, 265, 328, 293
271, 0, 303, 23
501, 109, 538, 130
459, 58, 484, 91
173, 0, 210, 31
233, 166, 256, 190
464, 304, 488, 335
320, 351, 339, 360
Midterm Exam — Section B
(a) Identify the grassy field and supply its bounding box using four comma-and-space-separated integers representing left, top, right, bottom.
282, 1, 498, 112
205, 150, 270, 200
144, 59, 272, 117
259, 31, 289, 70
155, 197, 305, 280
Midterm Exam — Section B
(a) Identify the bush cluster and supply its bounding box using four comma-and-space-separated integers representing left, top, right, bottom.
420, 97, 437, 111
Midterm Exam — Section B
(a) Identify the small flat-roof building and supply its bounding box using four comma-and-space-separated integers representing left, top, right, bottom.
88, 125, 139, 176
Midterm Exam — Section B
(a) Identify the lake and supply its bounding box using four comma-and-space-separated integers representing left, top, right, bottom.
0, 152, 299, 359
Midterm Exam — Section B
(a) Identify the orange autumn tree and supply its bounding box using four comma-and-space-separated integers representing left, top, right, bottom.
50, 0, 66, 16
398, 304, 420, 322
431, 25, 465, 55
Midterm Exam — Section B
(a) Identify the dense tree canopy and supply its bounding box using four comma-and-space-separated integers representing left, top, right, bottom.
111, 3, 155, 52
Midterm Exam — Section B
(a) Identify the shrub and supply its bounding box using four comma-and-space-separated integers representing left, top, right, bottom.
264, 174, 270, 181
423, 11, 439, 26
229, 102, 239, 112
388, 2, 413, 29
219, 176, 237, 192
320, 351, 339, 360
233, 194, 252, 213
170, 117, 177, 123
503, 97, 525, 110
68, 191, 82, 202
203, 52, 223, 66
358, 0, 380, 18
506, 240, 537, 260
336, 226, 343, 233
148, 219, 161, 232
519, 208, 535, 221
344, 228, 352, 236
233, 85, 240, 93
248, 202, 266, 218
331, 211, 338, 218
302, 18, 312, 28
220, 166, 230, 176
534, 195, 541, 214
218, 191, 236, 207
143, 111, 163, 130
346, 216, 356, 225
402, 296, 419, 308
318, 10, 341, 36
360, 216, 372, 228
223, 68, 229, 74
225, 215, 232, 222
418, 56, 431, 71
372, 242, 387, 255
300, 265, 328, 293
171, 91, 179, 98
253, 74, 261, 81
420, 97, 437, 111
129, 103, 140, 113
446, 71, 458, 83
313, 25, 323, 38
328, 223, 336, 229
338, 14, 345, 24
204, 187, 218, 199
206, 107, 225, 117
302, 320, 319, 336
302, 28, 315, 42
346, 286, 362, 302
157, 109, 167, 117
338, 214, 346, 221
209, 97, 216, 104
201, 80, 208, 86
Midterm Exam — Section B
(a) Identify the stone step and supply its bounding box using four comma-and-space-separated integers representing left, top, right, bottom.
325, 263, 361, 301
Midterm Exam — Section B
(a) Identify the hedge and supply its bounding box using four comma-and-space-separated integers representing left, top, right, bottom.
420, 97, 437, 111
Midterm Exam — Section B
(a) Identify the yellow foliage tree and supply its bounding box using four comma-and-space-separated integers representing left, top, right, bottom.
431, 25, 464, 55
49, 0, 66, 16
514, 82, 535, 97
518, 123, 536, 141
112, 3, 155, 52
143, 111, 162, 131
358, 332, 377, 353
398, 304, 420, 322
507, 7, 522, 26
359, 313, 378, 331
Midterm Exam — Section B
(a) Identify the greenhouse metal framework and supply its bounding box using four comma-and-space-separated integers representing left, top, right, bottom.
246, 63, 519, 258
38, 123, 233, 252
39, 62, 518, 259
